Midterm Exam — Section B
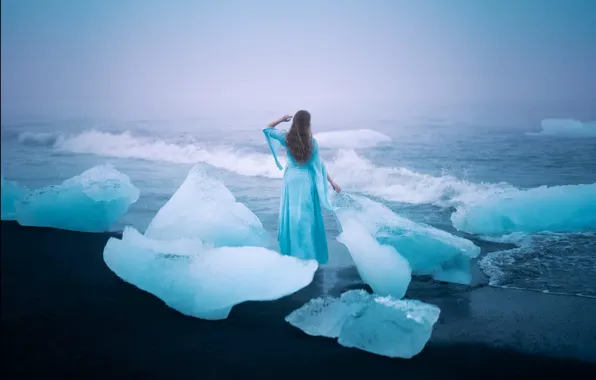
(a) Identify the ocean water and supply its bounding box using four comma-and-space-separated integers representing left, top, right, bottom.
2, 116, 595, 297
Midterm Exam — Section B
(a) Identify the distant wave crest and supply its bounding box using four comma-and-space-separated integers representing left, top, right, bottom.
17, 131, 64, 146
24, 130, 285, 178
19, 129, 594, 226
45, 130, 511, 208
15, 128, 392, 178
314, 129, 391, 149
528, 119, 596, 137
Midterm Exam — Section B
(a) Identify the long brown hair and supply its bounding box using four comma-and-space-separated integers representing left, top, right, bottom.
285, 110, 313, 164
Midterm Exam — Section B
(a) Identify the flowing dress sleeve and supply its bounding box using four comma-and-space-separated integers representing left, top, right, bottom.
262, 127, 286, 170
311, 139, 335, 211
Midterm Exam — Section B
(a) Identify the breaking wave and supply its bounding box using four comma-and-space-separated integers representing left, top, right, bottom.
327, 150, 514, 207
17, 130, 512, 209
20, 129, 593, 228
314, 129, 391, 149
19, 130, 285, 178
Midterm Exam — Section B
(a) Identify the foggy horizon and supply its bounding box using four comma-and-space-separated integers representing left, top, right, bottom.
2, 0, 595, 122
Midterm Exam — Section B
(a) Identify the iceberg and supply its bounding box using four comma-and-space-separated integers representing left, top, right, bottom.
337, 217, 412, 298
13, 165, 139, 232
145, 165, 269, 247
314, 129, 391, 149
286, 289, 440, 359
104, 227, 317, 320
1, 177, 29, 220
334, 194, 480, 285
451, 183, 596, 235
528, 119, 596, 138
103, 164, 317, 320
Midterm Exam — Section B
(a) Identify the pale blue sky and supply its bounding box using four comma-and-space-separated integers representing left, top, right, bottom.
2, 0, 595, 120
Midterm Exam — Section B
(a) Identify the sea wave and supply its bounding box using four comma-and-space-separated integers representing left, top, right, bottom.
17, 131, 64, 146
45, 130, 511, 209
528, 119, 596, 138
479, 231, 596, 297
18, 129, 507, 211
19, 130, 285, 178
328, 150, 514, 207
18, 129, 593, 228
314, 129, 391, 149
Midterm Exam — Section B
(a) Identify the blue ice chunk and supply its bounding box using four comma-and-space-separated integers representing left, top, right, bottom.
104, 165, 316, 320
451, 183, 596, 235
1, 177, 29, 220
145, 164, 269, 247
14, 165, 139, 232
337, 217, 412, 298
104, 227, 318, 320
338, 291, 441, 358
286, 289, 440, 359
334, 194, 480, 285
528, 119, 596, 138
284, 289, 373, 338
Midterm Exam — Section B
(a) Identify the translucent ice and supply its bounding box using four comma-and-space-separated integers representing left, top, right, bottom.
451, 183, 596, 235
528, 119, 596, 138
334, 194, 480, 285
104, 226, 317, 320
1, 177, 29, 220
13, 165, 139, 232
103, 166, 316, 320
337, 217, 412, 298
285, 288, 374, 338
338, 292, 441, 358
286, 289, 440, 358
145, 165, 269, 247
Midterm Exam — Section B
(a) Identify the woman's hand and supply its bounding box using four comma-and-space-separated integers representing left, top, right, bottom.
267, 114, 293, 128
330, 181, 341, 193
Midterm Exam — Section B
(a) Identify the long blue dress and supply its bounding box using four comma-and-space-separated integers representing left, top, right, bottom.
263, 127, 333, 264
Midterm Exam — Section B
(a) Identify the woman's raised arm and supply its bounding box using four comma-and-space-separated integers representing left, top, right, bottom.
267, 114, 292, 128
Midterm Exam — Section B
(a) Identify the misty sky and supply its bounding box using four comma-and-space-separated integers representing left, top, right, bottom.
2, 0, 595, 120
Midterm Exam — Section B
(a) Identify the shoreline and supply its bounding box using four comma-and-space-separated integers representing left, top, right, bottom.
2, 221, 595, 379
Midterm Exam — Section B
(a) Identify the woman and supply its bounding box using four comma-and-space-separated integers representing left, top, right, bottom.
263, 110, 341, 264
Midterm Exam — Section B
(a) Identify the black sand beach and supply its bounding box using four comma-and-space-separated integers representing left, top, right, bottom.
2, 221, 595, 379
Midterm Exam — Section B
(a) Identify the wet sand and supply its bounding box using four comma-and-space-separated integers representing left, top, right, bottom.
2, 221, 595, 379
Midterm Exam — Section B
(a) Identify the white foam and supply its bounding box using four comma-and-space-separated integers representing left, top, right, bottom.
18, 129, 516, 211
50, 130, 285, 178
328, 149, 514, 207
479, 231, 596, 297
314, 129, 391, 149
